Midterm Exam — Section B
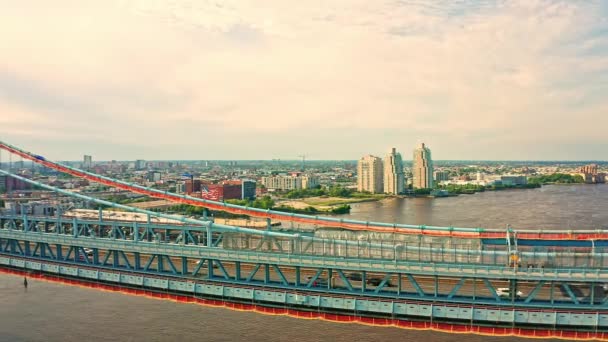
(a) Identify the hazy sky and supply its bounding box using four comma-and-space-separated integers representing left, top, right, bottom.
1, 1, 607, 161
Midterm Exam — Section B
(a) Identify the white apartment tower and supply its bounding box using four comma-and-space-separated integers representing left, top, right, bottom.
412, 143, 434, 189
357, 155, 383, 193
383, 148, 405, 194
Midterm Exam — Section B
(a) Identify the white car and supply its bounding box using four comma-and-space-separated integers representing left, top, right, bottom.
83, 248, 94, 256
496, 287, 523, 298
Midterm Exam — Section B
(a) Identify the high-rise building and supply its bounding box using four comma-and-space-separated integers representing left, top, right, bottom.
83, 155, 92, 169
135, 159, 146, 170
357, 155, 383, 193
580, 164, 599, 174
383, 148, 405, 194
242, 180, 256, 200
412, 143, 434, 189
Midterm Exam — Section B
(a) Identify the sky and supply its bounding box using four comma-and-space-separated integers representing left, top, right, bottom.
1, 0, 607, 161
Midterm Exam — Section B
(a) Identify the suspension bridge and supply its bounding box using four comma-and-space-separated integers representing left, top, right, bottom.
0, 140, 607, 340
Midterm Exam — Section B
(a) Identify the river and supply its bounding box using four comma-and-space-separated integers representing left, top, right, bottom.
3, 184, 605, 342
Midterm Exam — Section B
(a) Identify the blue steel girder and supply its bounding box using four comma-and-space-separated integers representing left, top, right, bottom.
447, 277, 467, 299
272, 237, 285, 253
118, 250, 132, 269
524, 280, 546, 304
301, 239, 313, 254
246, 264, 262, 282
212, 234, 223, 247
271, 264, 289, 286
185, 231, 197, 245
192, 259, 206, 276
162, 255, 178, 274
14, 240, 24, 255
64, 246, 74, 261
77, 224, 87, 237
483, 278, 500, 302
561, 283, 581, 305
335, 269, 354, 292
406, 274, 425, 297
306, 268, 324, 289
253, 237, 266, 251
76, 247, 91, 264
213, 260, 230, 280
143, 255, 157, 271
31, 242, 40, 257
373, 273, 394, 294
101, 250, 113, 266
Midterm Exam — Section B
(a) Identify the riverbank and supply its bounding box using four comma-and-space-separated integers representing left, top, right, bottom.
277, 196, 380, 209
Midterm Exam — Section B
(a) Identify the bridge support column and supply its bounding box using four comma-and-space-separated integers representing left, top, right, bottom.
112, 250, 119, 268
295, 266, 300, 286
397, 273, 401, 295
207, 259, 213, 278
134, 252, 141, 270
361, 271, 366, 293
55, 244, 62, 259
434, 275, 438, 297
473, 277, 477, 301
206, 224, 212, 247
181, 257, 187, 275
235, 262, 241, 281
264, 264, 270, 284
133, 222, 139, 242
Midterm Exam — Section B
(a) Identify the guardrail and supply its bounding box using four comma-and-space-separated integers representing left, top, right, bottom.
1, 229, 607, 282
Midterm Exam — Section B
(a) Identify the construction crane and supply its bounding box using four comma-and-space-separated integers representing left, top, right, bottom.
297, 154, 307, 171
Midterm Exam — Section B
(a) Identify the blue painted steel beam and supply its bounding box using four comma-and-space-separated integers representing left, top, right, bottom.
214, 260, 230, 280
264, 264, 270, 283
406, 274, 425, 297
524, 280, 546, 304
373, 273, 394, 294
271, 265, 289, 286
119, 251, 132, 269
561, 284, 580, 305
143, 254, 156, 271
335, 269, 353, 292
246, 264, 261, 282
447, 278, 466, 299
192, 259, 205, 276
32, 243, 40, 257
306, 269, 324, 288
164, 255, 178, 274
483, 278, 500, 302
235, 261, 241, 281
181, 256, 188, 275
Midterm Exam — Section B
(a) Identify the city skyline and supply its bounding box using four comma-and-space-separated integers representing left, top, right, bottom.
1, 1, 608, 161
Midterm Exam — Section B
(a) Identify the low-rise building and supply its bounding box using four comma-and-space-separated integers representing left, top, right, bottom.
260, 174, 319, 191
500, 175, 527, 186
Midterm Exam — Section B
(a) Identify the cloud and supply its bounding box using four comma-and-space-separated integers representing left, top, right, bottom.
0, 0, 607, 160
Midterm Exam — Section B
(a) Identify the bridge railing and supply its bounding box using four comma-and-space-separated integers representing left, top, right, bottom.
1, 213, 607, 270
